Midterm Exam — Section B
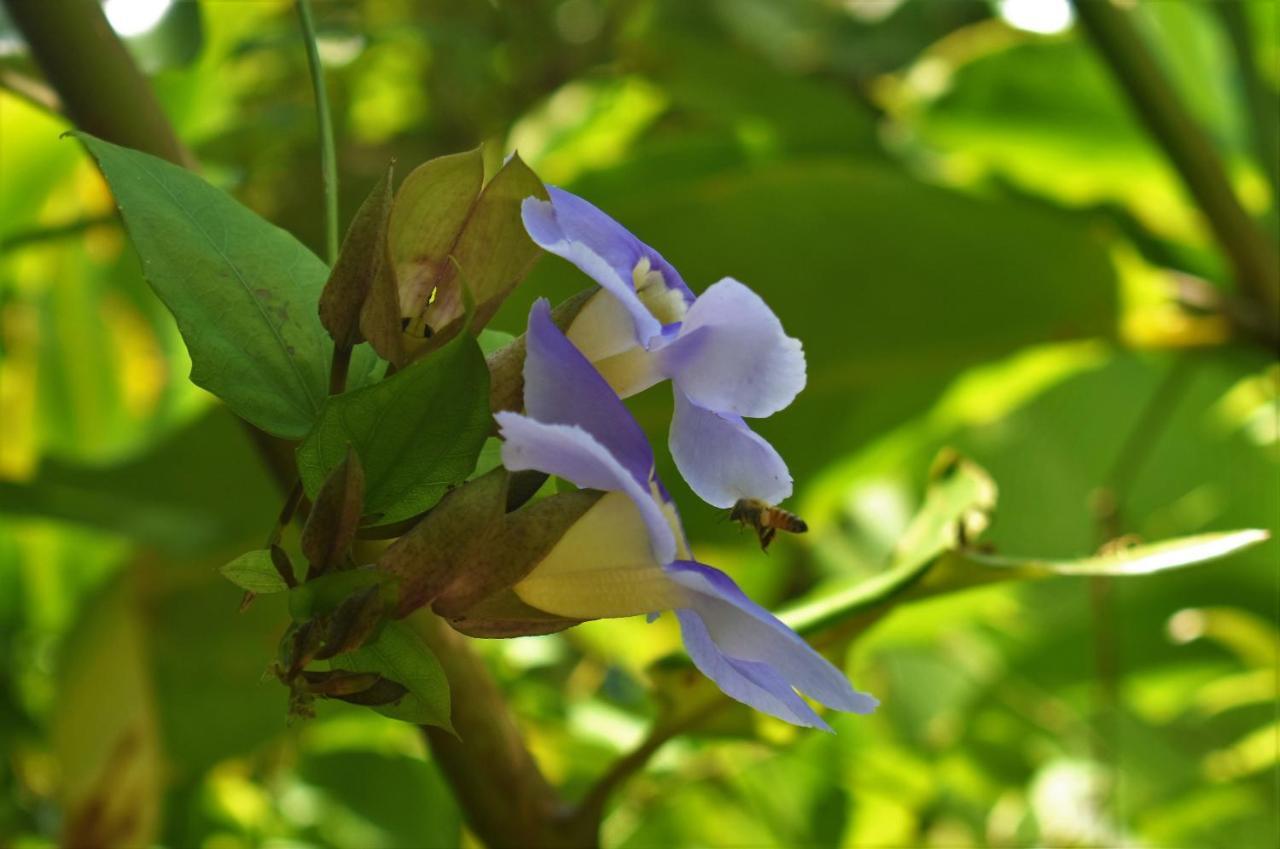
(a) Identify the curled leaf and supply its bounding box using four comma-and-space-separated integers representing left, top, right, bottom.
319, 164, 394, 349
300, 446, 365, 577
314, 585, 391, 660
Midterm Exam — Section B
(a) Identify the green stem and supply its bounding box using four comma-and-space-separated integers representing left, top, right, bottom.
295, 0, 340, 265
1072, 0, 1280, 341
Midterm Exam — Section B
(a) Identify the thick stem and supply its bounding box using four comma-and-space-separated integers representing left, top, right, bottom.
1073, 0, 1280, 341
4, 0, 192, 167
295, 0, 340, 265
412, 614, 587, 849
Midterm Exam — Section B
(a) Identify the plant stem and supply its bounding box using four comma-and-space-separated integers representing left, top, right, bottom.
1073, 0, 1280, 342
329, 344, 353, 395
295, 0, 340, 265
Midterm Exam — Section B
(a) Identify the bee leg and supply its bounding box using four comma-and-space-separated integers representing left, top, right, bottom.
759, 527, 776, 552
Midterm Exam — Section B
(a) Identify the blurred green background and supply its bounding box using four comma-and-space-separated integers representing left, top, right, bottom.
1, 0, 1277, 847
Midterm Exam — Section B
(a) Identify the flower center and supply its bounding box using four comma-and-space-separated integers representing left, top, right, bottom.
632, 257, 688, 326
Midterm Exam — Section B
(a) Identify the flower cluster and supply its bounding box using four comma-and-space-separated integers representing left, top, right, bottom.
493, 189, 877, 730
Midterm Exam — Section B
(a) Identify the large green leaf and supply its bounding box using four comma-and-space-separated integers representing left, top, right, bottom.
77, 133, 376, 439
499, 157, 1119, 540
298, 749, 462, 849
296, 334, 491, 526
330, 620, 451, 730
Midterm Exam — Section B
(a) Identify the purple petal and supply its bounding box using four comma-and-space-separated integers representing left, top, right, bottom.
521, 187, 692, 344
667, 561, 878, 715
669, 387, 793, 509
496, 413, 677, 565
661, 278, 806, 418
675, 609, 830, 730
523, 299, 654, 486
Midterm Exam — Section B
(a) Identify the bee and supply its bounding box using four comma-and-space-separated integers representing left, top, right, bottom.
729, 498, 808, 552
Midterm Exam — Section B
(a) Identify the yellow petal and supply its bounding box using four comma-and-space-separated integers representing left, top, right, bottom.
514, 491, 689, 618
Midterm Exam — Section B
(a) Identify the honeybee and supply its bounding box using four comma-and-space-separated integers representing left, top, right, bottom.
729, 499, 808, 552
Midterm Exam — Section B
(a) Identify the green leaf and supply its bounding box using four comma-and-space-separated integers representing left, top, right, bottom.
330, 620, 451, 729
219, 549, 287, 594
75, 133, 376, 438
954, 529, 1270, 578
297, 750, 462, 849
297, 334, 491, 526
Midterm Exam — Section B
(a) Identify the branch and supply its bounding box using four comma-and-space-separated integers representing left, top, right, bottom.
1072, 0, 1280, 344
413, 614, 590, 849
4, 0, 192, 168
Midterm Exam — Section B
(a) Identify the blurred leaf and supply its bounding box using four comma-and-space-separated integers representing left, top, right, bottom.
331, 621, 452, 730
0, 410, 277, 555
76, 133, 377, 438
954, 529, 1270, 578
298, 750, 461, 849
296, 334, 491, 526
220, 549, 287, 594
53, 575, 160, 848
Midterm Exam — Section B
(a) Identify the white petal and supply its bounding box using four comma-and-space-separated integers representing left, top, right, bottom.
662, 278, 806, 418
669, 387, 793, 508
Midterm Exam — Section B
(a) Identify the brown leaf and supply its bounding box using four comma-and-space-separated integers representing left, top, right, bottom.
378, 467, 509, 616
301, 446, 365, 578
314, 584, 389, 659
445, 590, 581, 638
318, 163, 394, 348
432, 487, 603, 618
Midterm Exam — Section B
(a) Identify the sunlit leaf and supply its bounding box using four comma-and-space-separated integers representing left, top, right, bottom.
957, 529, 1270, 577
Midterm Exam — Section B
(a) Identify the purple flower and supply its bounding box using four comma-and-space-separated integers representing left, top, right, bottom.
521, 188, 803, 509
496, 301, 876, 729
